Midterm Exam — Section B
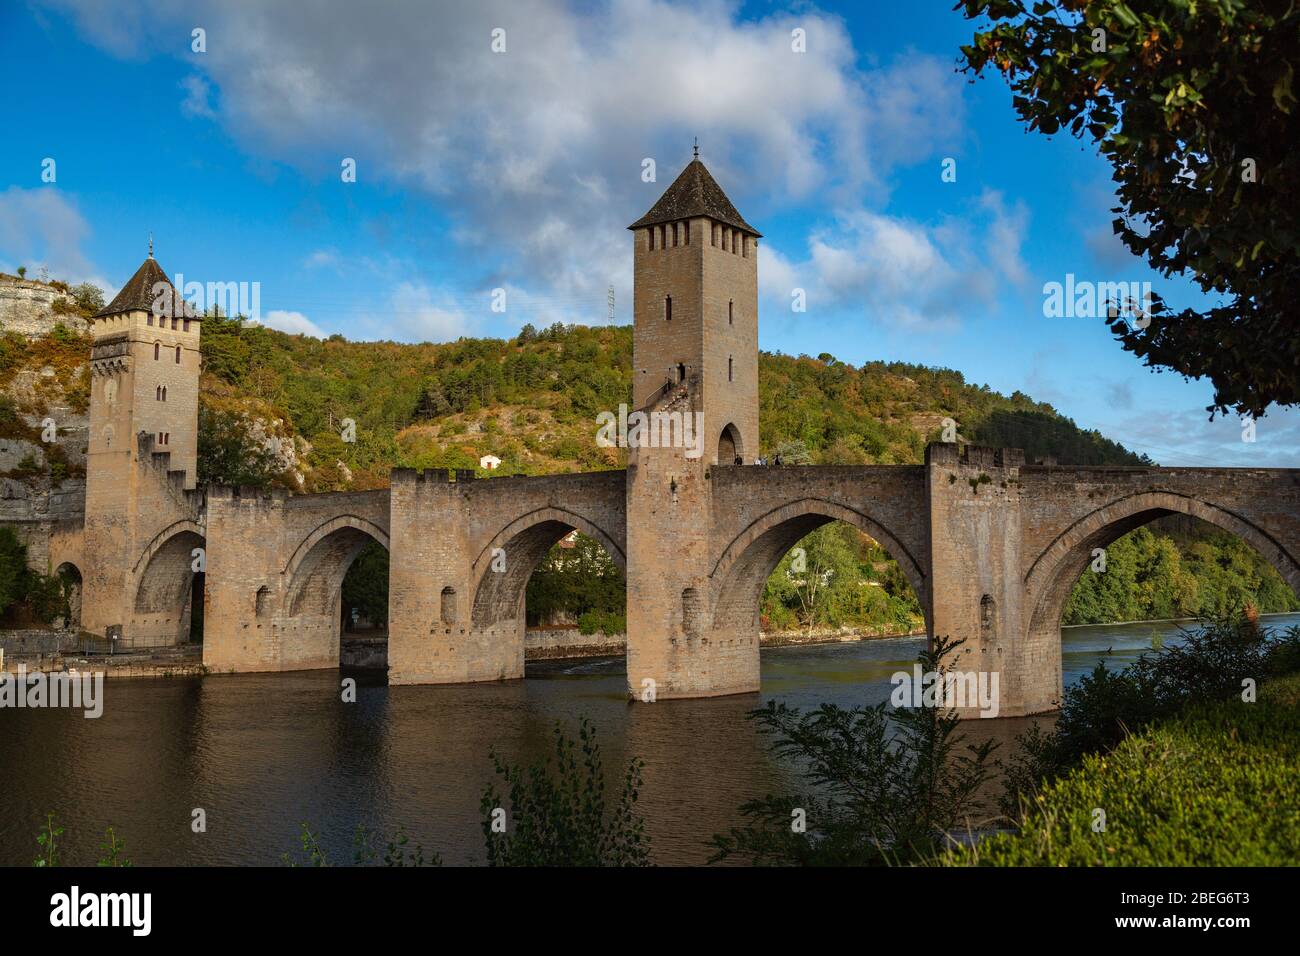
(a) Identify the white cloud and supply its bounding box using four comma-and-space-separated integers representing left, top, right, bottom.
1104, 404, 1300, 468
0, 186, 105, 286
260, 309, 324, 337
303, 249, 340, 270
46, 0, 966, 324
759, 191, 1030, 329
180, 74, 215, 119
379, 282, 469, 343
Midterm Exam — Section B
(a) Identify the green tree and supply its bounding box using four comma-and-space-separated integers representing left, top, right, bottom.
956, 0, 1300, 418
71, 283, 105, 316
0, 527, 28, 615
341, 541, 389, 628
196, 405, 282, 487
525, 534, 625, 630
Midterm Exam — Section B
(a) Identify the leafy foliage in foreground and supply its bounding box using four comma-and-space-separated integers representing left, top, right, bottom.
948, 673, 1300, 866
30, 815, 132, 867
956, 0, 1300, 418
1001, 617, 1300, 814
481, 716, 650, 866
281, 823, 441, 867
709, 636, 996, 866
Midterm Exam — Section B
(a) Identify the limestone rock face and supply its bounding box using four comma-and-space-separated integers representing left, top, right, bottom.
0, 438, 43, 472
0, 277, 89, 337
0, 276, 93, 549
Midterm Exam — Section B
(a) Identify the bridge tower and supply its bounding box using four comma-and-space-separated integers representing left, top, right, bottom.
624, 152, 763, 699
628, 149, 760, 463
80, 251, 203, 646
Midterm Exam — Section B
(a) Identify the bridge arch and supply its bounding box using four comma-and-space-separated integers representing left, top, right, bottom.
133, 520, 206, 614
710, 497, 929, 634
283, 515, 391, 619
471, 506, 626, 629
133, 520, 207, 645
1025, 490, 1300, 641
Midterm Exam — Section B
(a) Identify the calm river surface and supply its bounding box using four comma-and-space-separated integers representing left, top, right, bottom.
3, 612, 1297, 866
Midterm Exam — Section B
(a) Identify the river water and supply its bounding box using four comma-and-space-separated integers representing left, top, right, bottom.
3, 613, 1297, 866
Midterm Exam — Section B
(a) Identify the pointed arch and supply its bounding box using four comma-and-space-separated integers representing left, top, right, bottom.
471, 506, 625, 628
709, 497, 928, 634
1025, 490, 1300, 635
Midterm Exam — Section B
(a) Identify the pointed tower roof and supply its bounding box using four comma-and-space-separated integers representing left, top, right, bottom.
629, 158, 761, 237
95, 254, 188, 319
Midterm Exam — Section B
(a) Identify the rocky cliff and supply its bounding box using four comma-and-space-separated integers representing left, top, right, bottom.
0, 275, 92, 570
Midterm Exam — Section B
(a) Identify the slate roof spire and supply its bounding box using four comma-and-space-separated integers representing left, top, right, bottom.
629, 153, 760, 237
94, 253, 185, 319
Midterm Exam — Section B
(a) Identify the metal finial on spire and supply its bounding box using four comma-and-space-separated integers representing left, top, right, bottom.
148, 233, 153, 258
693, 137, 699, 160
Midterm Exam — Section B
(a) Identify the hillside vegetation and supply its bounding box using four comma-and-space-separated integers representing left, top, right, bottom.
195, 316, 1149, 490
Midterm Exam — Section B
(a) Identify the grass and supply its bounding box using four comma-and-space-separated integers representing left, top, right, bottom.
943, 672, 1300, 866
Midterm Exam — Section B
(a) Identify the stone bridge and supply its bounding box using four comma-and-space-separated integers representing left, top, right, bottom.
48, 430, 1300, 717
621, 440, 1299, 715
42, 173, 1300, 717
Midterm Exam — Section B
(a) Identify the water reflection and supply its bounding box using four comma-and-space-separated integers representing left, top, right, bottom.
2, 613, 1296, 866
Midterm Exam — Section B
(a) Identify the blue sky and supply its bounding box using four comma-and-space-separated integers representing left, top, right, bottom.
1, 0, 1295, 466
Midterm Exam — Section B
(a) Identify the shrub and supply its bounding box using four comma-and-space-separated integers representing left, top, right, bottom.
709, 635, 996, 866
576, 609, 625, 636
282, 823, 440, 867
71, 282, 105, 316
1001, 616, 1300, 815
25, 572, 69, 625
948, 674, 1300, 866
49, 322, 81, 344
0, 527, 28, 614
480, 717, 649, 866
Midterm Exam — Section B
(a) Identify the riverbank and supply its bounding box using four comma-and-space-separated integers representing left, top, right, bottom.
520, 623, 925, 661
0, 642, 205, 678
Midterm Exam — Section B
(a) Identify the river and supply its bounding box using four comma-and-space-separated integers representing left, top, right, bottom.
2, 612, 1297, 866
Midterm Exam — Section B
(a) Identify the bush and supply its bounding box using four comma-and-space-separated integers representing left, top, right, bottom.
480, 717, 649, 866
947, 674, 1300, 866
709, 636, 996, 866
25, 573, 68, 625
49, 323, 81, 345
1001, 616, 1300, 815
576, 609, 625, 636
71, 283, 105, 316
0, 527, 27, 614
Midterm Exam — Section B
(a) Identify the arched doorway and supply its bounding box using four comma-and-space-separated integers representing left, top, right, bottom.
53, 562, 82, 630
718, 423, 743, 465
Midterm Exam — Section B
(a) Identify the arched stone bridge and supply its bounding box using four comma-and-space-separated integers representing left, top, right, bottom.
55, 439, 1299, 717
